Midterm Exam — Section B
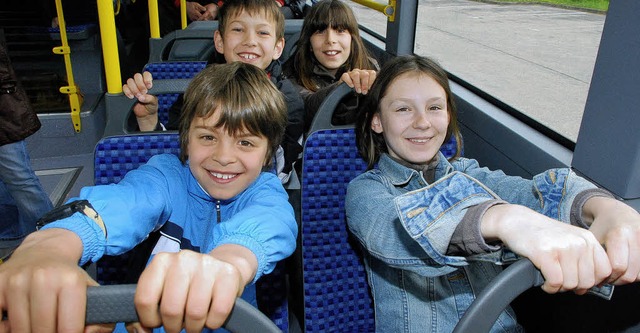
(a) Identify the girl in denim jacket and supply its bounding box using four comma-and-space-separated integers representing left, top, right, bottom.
345, 55, 640, 332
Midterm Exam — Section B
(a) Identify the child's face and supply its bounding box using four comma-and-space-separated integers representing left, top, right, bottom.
214, 10, 284, 70
310, 27, 352, 75
188, 110, 269, 200
371, 73, 450, 165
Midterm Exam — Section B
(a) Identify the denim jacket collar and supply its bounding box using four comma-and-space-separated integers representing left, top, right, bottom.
377, 152, 454, 186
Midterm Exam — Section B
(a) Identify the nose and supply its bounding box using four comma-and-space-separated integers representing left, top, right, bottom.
242, 31, 257, 46
212, 141, 236, 166
413, 111, 432, 130
325, 29, 337, 44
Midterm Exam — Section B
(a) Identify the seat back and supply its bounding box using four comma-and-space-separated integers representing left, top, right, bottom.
93, 133, 289, 332
103, 79, 192, 137
300, 84, 460, 332
148, 19, 304, 62
142, 61, 208, 127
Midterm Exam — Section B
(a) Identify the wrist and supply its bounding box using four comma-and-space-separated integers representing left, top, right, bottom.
16, 228, 84, 262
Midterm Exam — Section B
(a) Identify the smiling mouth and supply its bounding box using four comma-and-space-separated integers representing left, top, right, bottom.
239, 53, 259, 60
323, 50, 340, 56
210, 172, 239, 180
408, 138, 431, 143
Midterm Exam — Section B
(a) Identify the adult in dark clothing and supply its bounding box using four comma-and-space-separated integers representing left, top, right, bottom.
0, 31, 53, 257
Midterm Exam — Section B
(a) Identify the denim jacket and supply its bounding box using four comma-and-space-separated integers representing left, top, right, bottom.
345, 152, 598, 333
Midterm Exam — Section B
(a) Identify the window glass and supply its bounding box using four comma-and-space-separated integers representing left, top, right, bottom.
351, 1, 606, 142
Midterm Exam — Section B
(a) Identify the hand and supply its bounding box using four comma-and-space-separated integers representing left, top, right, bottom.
0, 229, 111, 333
133, 248, 251, 332
201, 4, 219, 21
584, 197, 640, 285
122, 71, 159, 132
339, 69, 377, 95
186, 1, 207, 21
482, 204, 611, 295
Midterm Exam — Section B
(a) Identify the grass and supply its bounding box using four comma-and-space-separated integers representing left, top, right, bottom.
490, 0, 608, 12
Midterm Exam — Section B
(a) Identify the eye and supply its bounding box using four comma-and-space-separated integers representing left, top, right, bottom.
258, 30, 271, 36
337, 28, 348, 34
396, 107, 410, 112
201, 135, 215, 141
239, 140, 254, 147
429, 105, 444, 112
231, 27, 243, 32
314, 29, 326, 35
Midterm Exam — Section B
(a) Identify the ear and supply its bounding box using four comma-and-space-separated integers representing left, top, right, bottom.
272, 37, 285, 60
371, 113, 383, 134
214, 30, 225, 54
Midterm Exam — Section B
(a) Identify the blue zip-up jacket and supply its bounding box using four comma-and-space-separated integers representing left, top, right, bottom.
345, 152, 600, 333
42, 154, 297, 332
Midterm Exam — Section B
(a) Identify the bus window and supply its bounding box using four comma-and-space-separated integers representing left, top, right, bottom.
352, 1, 606, 143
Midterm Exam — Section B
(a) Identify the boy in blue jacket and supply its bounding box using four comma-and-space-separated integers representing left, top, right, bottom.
0, 62, 297, 333
124, 0, 304, 184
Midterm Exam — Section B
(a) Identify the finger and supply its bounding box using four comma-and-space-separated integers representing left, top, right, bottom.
30, 270, 59, 333
556, 249, 580, 292
57, 280, 87, 333
124, 322, 152, 333
125, 77, 142, 98
576, 244, 596, 290
340, 72, 354, 89
142, 71, 154, 89
84, 323, 116, 333
159, 261, 191, 333
608, 234, 640, 285
604, 236, 628, 284
591, 243, 612, 285
122, 84, 134, 98
133, 73, 148, 95
184, 267, 215, 333
359, 71, 371, 95
7, 275, 31, 332
135, 254, 171, 328
537, 256, 564, 294
350, 71, 363, 93
205, 270, 238, 329
364, 70, 377, 93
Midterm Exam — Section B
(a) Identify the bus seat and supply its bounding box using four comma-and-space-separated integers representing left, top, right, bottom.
93, 133, 290, 332
142, 61, 207, 127
300, 84, 460, 332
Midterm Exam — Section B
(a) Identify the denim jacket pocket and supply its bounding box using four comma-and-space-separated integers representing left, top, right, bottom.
394, 171, 501, 266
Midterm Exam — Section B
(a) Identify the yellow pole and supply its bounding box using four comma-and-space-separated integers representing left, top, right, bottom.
96, 0, 122, 94
52, 0, 83, 132
149, 0, 161, 38
351, 0, 395, 21
181, 0, 187, 29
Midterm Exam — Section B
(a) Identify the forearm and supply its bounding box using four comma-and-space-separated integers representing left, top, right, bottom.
209, 244, 258, 289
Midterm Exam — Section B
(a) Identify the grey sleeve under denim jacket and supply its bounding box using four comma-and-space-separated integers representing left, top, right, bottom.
345, 152, 601, 277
